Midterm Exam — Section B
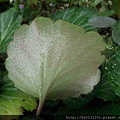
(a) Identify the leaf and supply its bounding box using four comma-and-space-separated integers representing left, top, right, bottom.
110, 51, 120, 97
112, 21, 120, 45
112, 0, 120, 17
0, 8, 22, 53
88, 16, 117, 28
50, 7, 99, 31
5, 17, 105, 114
95, 50, 120, 101
0, 75, 37, 115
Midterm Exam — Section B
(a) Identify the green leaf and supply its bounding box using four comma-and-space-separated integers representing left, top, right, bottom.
0, 75, 37, 115
111, 51, 120, 97
95, 50, 120, 101
88, 16, 117, 28
112, 21, 120, 45
50, 7, 99, 31
0, 8, 22, 53
6, 17, 105, 114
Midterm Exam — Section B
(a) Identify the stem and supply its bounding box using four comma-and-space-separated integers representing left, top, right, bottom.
36, 99, 42, 115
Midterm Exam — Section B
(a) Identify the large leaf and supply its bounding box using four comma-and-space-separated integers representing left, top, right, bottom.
50, 7, 99, 31
0, 8, 22, 53
112, 21, 120, 45
6, 17, 105, 114
0, 75, 37, 115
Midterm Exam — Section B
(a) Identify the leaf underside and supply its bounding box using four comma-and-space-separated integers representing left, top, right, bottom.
6, 17, 105, 113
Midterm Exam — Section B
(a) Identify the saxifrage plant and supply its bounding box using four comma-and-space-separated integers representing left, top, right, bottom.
5, 17, 105, 115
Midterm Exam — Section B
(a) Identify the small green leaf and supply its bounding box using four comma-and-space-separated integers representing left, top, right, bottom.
6, 17, 105, 114
50, 7, 99, 31
112, 21, 120, 45
0, 75, 37, 115
88, 16, 117, 28
0, 8, 22, 53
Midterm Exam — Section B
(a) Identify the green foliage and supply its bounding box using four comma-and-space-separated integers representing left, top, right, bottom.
51, 7, 99, 31
0, 8, 22, 53
110, 50, 120, 97
0, 74, 37, 115
95, 50, 120, 101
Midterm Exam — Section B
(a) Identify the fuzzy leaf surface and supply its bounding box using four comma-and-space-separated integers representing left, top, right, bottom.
6, 17, 105, 112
